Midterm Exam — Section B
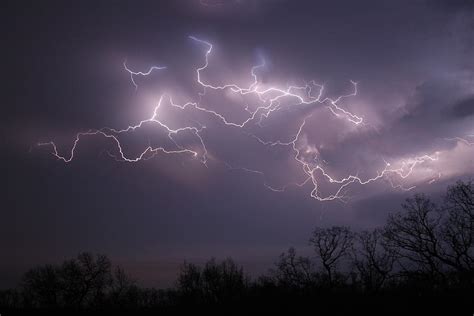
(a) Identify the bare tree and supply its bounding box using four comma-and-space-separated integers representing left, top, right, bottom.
21, 252, 113, 309
177, 261, 202, 303
273, 247, 317, 289
112, 266, 136, 294
21, 264, 62, 308
384, 187, 474, 283
177, 258, 248, 305
351, 229, 395, 292
60, 252, 112, 308
201, 258, 247, 303
445, 179, 474, 222
441, 180, 474, 282
0, 289, 22, 309
109, 266, 139, 308
309, 226, 353, 286
383, 194, 446, 276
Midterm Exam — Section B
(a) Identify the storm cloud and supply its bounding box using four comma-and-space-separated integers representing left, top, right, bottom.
2, 0, 474, 288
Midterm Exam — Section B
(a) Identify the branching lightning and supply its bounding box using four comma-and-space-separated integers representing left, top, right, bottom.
445, 135, 474, 146
38, 36, 444, 202
123, 61, 167, 91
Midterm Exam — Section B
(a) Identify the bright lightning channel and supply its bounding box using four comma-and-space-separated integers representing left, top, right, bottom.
38, 36, 442, 202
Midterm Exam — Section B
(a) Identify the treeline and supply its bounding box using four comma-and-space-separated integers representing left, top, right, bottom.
1, 180, 473, 313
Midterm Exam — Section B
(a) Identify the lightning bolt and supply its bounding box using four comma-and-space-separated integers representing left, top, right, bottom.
38, 36, 443, 202
123, 61, 166, 91
38, 95, 206, 164
445, 135, 474, 146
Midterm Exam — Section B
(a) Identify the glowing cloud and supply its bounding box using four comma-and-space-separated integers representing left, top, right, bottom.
39, 37, 460, 202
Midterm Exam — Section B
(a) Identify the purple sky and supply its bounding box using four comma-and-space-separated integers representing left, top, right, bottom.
2, 0, 474, 288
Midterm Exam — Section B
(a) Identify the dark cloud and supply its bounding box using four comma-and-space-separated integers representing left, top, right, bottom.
431, 0, 474, 10
451, 96, 474, 118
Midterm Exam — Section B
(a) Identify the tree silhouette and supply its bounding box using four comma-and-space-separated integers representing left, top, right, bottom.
383, 182, 474, 287
22, 264, 62, 308
441, 180, 474, 285
2, 181, 473, 312
351, 229, 395, 292
309, 226, 353, 287
109, 266, 140, 309
21, 252, 112, 309
383, 194, 445, 277
60, 252, 112, 308
273, 247, 317, 289
177, 258, 248, 305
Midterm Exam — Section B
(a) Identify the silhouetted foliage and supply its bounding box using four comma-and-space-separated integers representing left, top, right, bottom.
1, 181, 473, 313
177, 258, 248, 306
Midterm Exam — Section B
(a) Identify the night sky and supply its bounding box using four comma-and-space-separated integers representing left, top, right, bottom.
2, 0, 474, 288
